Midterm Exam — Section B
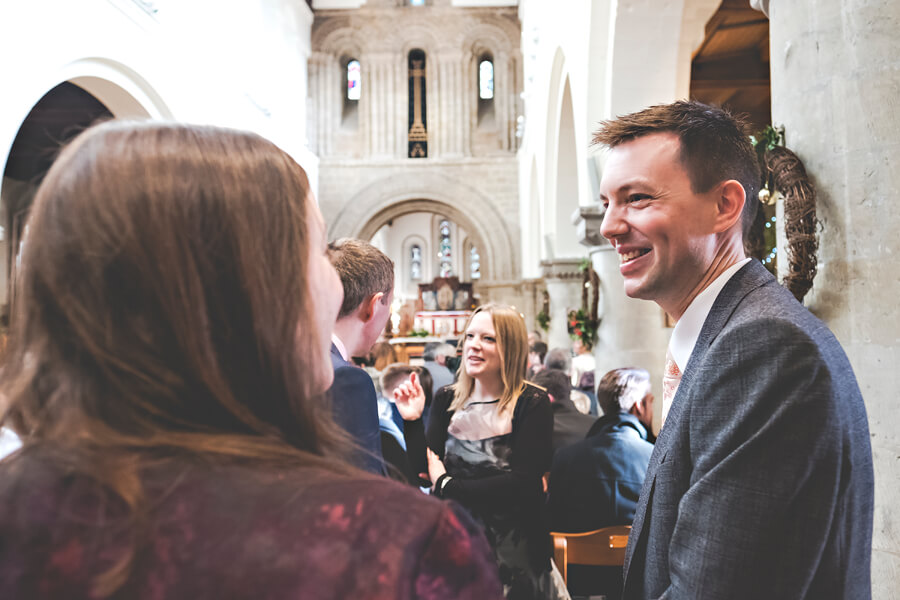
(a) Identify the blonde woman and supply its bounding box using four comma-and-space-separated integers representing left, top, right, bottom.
395, 304, 567, 600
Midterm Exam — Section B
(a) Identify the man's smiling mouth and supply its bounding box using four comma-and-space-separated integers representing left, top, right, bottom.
619, 249, 651, 264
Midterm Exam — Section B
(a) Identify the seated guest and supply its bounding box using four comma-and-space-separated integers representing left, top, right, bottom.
422, 342, 456, 397
570, 338, 596, 388
548, 367, 655, 533
0, 122, 502, 599
526, 341, 548, 379
363, 340, 398, 399
543, 348, 593, 415
327, 239, 397, 473
379, 364, 433, 485
531, 368, 596, 456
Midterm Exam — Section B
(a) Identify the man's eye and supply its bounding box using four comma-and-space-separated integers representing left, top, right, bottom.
629, 194, 651, 203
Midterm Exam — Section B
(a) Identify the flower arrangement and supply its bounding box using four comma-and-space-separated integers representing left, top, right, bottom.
535, 290, 550, 332
567, 259, 600, 350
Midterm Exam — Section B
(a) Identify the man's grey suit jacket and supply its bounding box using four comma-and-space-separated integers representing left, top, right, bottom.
623, 259, 874, 599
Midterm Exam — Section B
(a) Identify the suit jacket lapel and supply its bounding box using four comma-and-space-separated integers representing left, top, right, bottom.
623, 260, 773, 585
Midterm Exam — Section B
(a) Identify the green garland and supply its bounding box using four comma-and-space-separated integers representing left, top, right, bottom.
567, 259, 600, 350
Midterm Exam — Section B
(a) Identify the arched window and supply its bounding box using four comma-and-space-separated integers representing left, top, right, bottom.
408, 49, 428, 158
347, 59, 361, 100
410, 244, 423, 281
438, 219, 453, 277
469, 244, 481, 280
477, 53, 495, 127
479, 59, 494, 100
342, 57, 360, 128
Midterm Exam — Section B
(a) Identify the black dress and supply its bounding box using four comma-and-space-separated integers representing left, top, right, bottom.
427, 384, 569, 600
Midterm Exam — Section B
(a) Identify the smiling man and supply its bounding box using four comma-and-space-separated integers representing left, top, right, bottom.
595, 101, 873, 599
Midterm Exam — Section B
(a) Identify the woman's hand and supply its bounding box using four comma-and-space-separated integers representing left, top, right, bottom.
427, 447, 447, 484
392, 371, 426, 421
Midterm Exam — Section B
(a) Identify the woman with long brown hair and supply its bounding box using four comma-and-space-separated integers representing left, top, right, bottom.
0, 121, 501, 599
394, 304, 567, 600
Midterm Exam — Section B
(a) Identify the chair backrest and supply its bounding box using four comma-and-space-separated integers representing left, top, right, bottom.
550, 525, 631, 585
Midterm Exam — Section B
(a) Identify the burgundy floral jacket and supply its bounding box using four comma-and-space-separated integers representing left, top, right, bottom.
0, 448, 503, 599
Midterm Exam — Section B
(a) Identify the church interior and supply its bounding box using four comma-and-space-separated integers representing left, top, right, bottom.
0, 0, 897, 597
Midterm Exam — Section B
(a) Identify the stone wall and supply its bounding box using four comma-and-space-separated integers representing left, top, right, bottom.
770, 1, 900, 597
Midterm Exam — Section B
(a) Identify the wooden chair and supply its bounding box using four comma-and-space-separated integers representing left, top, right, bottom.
550, 525, 631, 586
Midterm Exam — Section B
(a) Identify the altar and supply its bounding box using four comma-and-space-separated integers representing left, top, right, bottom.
416, 276, 475, 336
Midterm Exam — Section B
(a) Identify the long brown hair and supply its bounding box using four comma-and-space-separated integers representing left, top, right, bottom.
450, 304, 528, 414
0, 121, 353, 595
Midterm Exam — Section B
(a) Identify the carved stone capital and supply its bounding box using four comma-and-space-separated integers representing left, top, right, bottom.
573, 203, 609, 249
540, 259, 583, 281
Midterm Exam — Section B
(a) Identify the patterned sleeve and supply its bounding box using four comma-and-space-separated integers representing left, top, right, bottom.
412, 502, 503, 600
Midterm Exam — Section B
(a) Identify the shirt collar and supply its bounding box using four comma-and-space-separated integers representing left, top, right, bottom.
331, 333, 349, 362
668, 258, 751, 372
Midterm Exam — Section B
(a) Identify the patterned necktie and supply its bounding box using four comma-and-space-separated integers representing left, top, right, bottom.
661, 349, 682, 426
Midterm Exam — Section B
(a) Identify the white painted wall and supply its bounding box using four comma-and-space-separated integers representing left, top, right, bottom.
0, 0, 317, 193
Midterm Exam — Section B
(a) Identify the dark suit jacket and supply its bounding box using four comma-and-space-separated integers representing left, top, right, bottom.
328, 344, 383, 474
623, 259, 874, 599
550, 397, 597, 456
548, 412, 653, 533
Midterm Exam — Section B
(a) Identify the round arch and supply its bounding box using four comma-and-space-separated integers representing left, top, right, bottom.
328, 173, 518, 282
357, 200, 495, 283
61, 57, 173, 119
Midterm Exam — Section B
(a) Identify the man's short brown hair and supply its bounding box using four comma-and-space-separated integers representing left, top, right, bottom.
327, 238, 394, 319
593, 100, 760, 237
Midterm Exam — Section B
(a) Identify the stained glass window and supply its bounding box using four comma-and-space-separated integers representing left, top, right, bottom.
410, 244, 422, 281
438, 220, 453, 277
479, 59, 494, 100
469, 245, 481, 280
347, 60, 360, 101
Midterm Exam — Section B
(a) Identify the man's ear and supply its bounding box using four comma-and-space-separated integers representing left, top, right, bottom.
360, 292, 384, 323
712, 179, 746, 234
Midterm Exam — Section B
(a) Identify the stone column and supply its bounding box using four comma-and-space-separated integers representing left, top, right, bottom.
577, 205, 669, 433
540, 259, 583, 351
769, 1, 900, 595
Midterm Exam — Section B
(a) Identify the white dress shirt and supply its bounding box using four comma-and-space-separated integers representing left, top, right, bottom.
664, 258, 751, 418
331, 333, 349, 362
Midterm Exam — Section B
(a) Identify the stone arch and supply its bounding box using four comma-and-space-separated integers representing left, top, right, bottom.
329, 174, 517, 282
62, 57, 172, 119
607, 0, 720, 114
461, 23, 516, 58
312, 17, 365, 55
523, 155, 542, 278
543, 50, 581, 258
1, 59, 170, 314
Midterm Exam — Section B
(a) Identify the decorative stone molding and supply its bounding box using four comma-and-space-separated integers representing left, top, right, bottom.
573, 203, 609, 249
749, 0, 770, 17
540, 259, 583, 281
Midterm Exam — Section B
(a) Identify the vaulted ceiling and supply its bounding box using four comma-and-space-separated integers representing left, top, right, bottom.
690, 0, 770, 131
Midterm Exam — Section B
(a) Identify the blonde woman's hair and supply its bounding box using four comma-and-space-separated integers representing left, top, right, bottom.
450, 304, 528, 414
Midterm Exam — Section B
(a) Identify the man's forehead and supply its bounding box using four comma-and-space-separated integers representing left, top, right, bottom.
599, 134, 682, 192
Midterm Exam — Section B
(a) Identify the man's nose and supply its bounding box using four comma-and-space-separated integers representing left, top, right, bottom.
599, 204, 626, 241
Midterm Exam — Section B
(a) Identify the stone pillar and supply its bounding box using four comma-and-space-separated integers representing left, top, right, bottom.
540, 259, 583, 351
769, 1, 900, 596
577, 205, 670, 434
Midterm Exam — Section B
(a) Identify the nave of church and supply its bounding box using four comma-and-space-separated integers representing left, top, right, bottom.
0, 0, 898, 597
